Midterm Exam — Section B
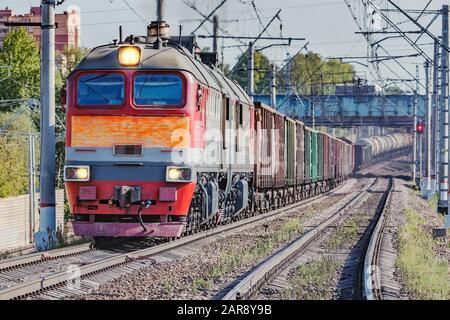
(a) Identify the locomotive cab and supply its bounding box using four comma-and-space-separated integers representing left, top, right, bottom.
64, 41, 205, 238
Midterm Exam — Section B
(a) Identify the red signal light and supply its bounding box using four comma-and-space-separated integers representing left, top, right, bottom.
416, 122, 425, 134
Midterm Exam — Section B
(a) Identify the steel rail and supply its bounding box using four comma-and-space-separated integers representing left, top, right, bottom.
221, 177, 382, 300
363, 178, 394, 300
0, 242, 93, 271
0, 180, 349, 300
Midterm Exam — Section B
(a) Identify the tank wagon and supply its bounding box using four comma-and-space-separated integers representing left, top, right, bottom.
354, 133, 412, 169
62, 22, 354, 239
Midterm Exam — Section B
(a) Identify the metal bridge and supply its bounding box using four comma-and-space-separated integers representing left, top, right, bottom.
254, 94, 426, 128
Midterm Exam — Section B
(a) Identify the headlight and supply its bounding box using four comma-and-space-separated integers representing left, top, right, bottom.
64, 166, 90, 181
118, 46, 141, 66
166, 167, 192, 182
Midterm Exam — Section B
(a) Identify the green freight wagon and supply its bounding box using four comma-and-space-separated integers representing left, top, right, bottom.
304, 128, 311, 183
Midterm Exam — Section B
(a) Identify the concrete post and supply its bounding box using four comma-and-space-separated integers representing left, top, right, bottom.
35, 0, 57, 251
422, 61, 432, 198
247, 42, 254, 101
440, 5, 449, 215
270, 64, 277, 108
28, 134, 36, 244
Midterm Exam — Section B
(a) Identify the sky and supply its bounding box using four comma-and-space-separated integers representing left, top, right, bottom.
2, 0, 449, 93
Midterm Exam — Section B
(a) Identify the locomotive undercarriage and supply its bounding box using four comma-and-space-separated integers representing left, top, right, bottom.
184, 171, 253, 234
183, 173, 342, 235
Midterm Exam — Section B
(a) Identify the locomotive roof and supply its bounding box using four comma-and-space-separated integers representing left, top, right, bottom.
74, 43, 251, 105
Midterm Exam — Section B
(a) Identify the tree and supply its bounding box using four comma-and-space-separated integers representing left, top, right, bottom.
59, 45, 89, 80
0, 27, 40, 102
289, 52, 355, 95
229, 50, 271, 94
0, 111, 37, 198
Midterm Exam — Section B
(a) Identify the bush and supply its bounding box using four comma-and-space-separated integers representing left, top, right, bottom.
0, 111, 37, 198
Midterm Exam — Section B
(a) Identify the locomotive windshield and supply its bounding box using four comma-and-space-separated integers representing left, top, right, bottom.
133, 74, 183, 106
77, 73, 124, 106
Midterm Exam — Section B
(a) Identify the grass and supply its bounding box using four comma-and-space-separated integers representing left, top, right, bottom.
396, 208, 450, 300
326, 220, 358, 251
427, 192, 439, 211
211, 218, 303, 278
192, 277, 213, 291
163, 280, 174, 296
280, 256, 339, 300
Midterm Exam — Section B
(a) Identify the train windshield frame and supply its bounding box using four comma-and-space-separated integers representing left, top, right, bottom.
77, 73, 125, 107
133, 73, 184, 108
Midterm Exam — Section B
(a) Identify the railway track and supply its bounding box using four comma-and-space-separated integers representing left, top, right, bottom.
362, 178, 394, 300
0, 180, 350, 300
221, 177, 392, 300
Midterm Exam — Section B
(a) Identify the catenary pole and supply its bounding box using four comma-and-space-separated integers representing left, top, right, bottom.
423, 61, 431, 196
247, 42, 254, 101
440, 5, 449, 213
412, 65, 418, 186
35, 0, 56, 251
432, 40, 439, 195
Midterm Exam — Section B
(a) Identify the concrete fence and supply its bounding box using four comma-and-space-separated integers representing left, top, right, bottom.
0, 189, 65, 252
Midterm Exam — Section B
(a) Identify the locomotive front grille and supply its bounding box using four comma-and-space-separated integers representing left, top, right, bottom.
113, 144, 143, 156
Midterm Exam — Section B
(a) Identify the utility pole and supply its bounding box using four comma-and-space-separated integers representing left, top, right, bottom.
440, 5, 449, 215
412, 65, 418, 186
285, 53, 292, 114
442, 5, 450, 229
419, 125, 423, 183
247, 42, 254, 101
213, 15, 218, 53
157, 0, 164, 21
433, 40, 440, 195
270, 64, 277, 108
35, 0, 56, 251
423, 61, 432, 197
28, 134, 36, 244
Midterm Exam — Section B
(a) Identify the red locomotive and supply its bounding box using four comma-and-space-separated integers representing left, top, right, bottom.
63, 22, 354, 239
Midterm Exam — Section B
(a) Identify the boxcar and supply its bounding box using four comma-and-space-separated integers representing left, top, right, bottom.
317, 132, 324, 181
310, 130, 318, 183
295, 121, 305, 185
304, 127, 311, 184
274, 111, 286, 188
254, 102, 286, 189
285, 118, 296, 186
254, 102, 274, 188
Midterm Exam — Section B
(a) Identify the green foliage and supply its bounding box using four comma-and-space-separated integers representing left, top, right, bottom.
326, 220, 358, 251
0, 28, 40, 103
281, 256, 339, 300
211, 218, 303, 277
229, 49, 354, 96
397, 209, 450, 299
59, 45, 89, 81
230, 50, 271, 94
289, 52, 354, 95
0, 112, 37, 198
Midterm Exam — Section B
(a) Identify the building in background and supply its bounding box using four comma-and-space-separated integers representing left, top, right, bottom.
0, 6, 81, 52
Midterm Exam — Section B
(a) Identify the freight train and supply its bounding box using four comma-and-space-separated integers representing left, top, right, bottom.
62, 22, 404, 239
354, 133, 412, 170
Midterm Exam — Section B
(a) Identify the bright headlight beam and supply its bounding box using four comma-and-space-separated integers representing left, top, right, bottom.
168, 168, 180, 180
76, 168, 89, 180
118, 46, 141, 66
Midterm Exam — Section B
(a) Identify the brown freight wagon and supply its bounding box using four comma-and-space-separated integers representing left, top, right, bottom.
254, 102, 286, 189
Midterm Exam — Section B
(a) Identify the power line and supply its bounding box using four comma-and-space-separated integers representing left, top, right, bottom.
122, 0, 149, 24
191, 0, 229, 35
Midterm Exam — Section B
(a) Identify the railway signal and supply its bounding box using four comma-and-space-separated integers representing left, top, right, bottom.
416, 122, 425, 134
